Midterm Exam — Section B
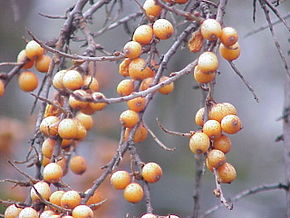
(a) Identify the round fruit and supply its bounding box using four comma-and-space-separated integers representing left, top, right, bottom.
25, 40, 44, 60
42, 138, 56, 159
143, 0, 162, 18
221, 114, 242, 134
193, 66, 216, 83
219, 42, 240, 61
189, 132, 210, 154
70, 156, 87, 175
86, 189, 104, 210
195, 107, 205, 126
217, 162, 237, 183
141, 214, 157, 218
123, 182, 144, 203
0, 80, 5, 96
89, 92, 107, 111
49, 190, 65, 207
39, 116, 60, 137
18, 207, 38, 218
52, 70, 67, 89
117, 79, 134, 96
17, 50, 34, 69
4, 204, 22, 218
140, 77, 154, 91
18, 71, 38, 92
158, 76, 174, 94
61, 190, 81, 209
208, 102, 237, 122
62, 70, 84, 90
142, 162, 163, 183
83, 75, 99, 91
197, 52, 218, 73
35, 55, 51, 73
207, 149, 226, 168
153, 19, 174, 40
68, 90, 89, 110
43, 163, 63, 183
40, 210, 55, 218
72, 205, 94, 218
110, 170, 131, 190
30, 181, 51, 202
76, 112, 93, 130
200, 19, 222, 41
76, 123, 87, 141
133, 25, 154, 45
220, 27, 238, 46
42, 157, 51, 167
127, 97, 146, 112
205, 157, 214, 172
119, 58, 131, 77
213, 134, 232, 154
58, 118, 78, 139
124, 124, 148, 143
202, 120, 222, 138
128, 58, 155, 80
123, 41, 142, 59
119, 110, 140, 128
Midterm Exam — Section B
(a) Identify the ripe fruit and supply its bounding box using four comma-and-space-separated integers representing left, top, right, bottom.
44, 103, 62, 118
133, 24, 153, 45
127, 97, 146, 112
62, 70, 84, 90
52, 70, 67, 89
189, 132, 210, 154
18, 207, 38, 218
188, 30, 204, 53
128, 58, 155, 80
76, 112, 93, 130
72, 205, 94, 218
0, 80, 5, 96
89, 92, 107, 111
42, 157, 51, 167
123, 41, 142, 59
110, 170, 131, 190
124, 124, 148, 143
140, 77, 153, 91
68, 90, 89, 110
219, 42, 240, 61
35, 55, 51, 73
18, 71, 38, 92
220, 27, 238, 46
17, 50, 34, 69
221, 114, 242, 134
158, 76, 174, 94
143, 0, 162, 18
213, 134, 232, 154
197, 52, 218, 73
58, 118, 78, 139
61, 190, 81, 209
217, 162, 237, 183
207, 149, 226, 168
119, 58, 131, 77
117, 79, 134, 96
70, 156, 87, 175
195, 107, 205, 126
200, 19, 222, 41
119, 110, 140, 128
205, 157, 214, 172
86, 189, 104, 210
202, 120, 222, 138
49, 190, 65, 207
56, 157, 68, 175
4, 204, 22, 218
208, 103, 237, 122
40, 210, 55, 218
142, 162, 163, 183
30, 181, 51, 201
141, 214, 157, 218
39, 116, 60, 137
75, 123, 87, 141
43, 162, 63, 183
153, 19, 174, 40
123, 182, 144, 203
42, 138, 56, 158
83, 75, 99, 91
25, 40, 44, 59
193, 66, 216, 83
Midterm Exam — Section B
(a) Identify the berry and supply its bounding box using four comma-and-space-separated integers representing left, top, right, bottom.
68, 90, 89, 110
202, 120, 222, 138
219, 42, 240, 61
69, 155, 87, 175
141, 214, 157, 218
123, 183, 144, 203
189, 132, 210, 154
208, 102, 237, 122
0, 80, 5, 96
110, 170, 131, 190
207, 149, 226, 168
142, 162, 163, 183
18, 71, 38, 92
72, 205, 94, 218
158, 76, 174, 94
127, 97, 146, 112
140, 77, 154, 91
62, 70, 84, 90
221, 114, 242, 134
143, 0, 162, 18
119, 58, 131, 77
35, 55, 51, 73
129, 58, 155, 80
83, 75, 99, 91
195, 107, 205, 126
120, 110, 140, 128
18, 207, 38, 218
39, 116, 60, 137
4, 204, 22, 218
89, 92, 107, 111
133, 25, 154, 45
43, 163, 63, 183
193, 66, 216, 83
123, 41, 142, 59
49, 190, 65, 207
86, 189, 104, 210
61, 190, 81, 209
217, 162, 237, 183
213, 134, 232, 154
220, 27, 238, 46
153, 19, 174, 40
17, 50, 34, 69
52, 70, 67, 89
117, 79, 135, 96
41, 138, 56, 158
197, 52, 218, 73
40, 210, 55, 218
124, 124, 148, 143
30, 181, 51, 202
200, 19, 222, 41
58, 118, 78, 139
25, 40, 44, 60
75, 112, 93, 130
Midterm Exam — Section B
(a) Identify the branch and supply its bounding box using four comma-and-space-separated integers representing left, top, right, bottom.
156, 118, 192, 137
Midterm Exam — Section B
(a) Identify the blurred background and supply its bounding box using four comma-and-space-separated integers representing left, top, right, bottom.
0, 0, 289, 217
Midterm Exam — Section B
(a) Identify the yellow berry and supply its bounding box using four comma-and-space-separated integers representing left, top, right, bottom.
133, 25, 154, 45
202, 120, 222, 138
43, 163, 63, 183
123, 41, 142, 59
25, 40, 44, 60
221, 114, 242, 134
142, 162, 163, 183
110, 170, 131, 190
200, 19, 222, 41
123, 183, 144, 203
18, 71, 38, 92
197, 52, 218, 73
61, 191, 81, 209
62, 70, 84, 90
30, 181, 51, 202
153, 19, 174, 40
189, 132, 210, 154
119, 110, 140, 128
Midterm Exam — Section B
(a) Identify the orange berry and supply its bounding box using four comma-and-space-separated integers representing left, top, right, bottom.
127, 97, 146, 112
200, 19, 222, 41
83, 75, 99, 91
220, 27, 238, 47
35, 55, 51, 73
140, 77, 154, 91
43, 162, 63, 183
217, 162, 237, 183
205, 157, 214, 172
117, 79, 135, 96
89, 92, 107, 111
123, 183, 144, 203
194, 66, 216, 83
202, 120, 222, 138
213, 134, 232, 154
42, 157, 51, 167
52, 70, 67, 89
219, 42, 240, 61
153, 19, 174, 40
61, 190, 81, 209
123, 41, 142, 59
189, 132, 210, 154
18, 207, 38, 218
40, 210, 55, 218
208, 102, 237, 122
129, 58, 155, 80
30, 181, 51, 202
58, 118, 78, 139
49, 190, 65, 207
142, 162, 163, 183
207, 149, 226, 168
133, 25, 153, 45
143, 0, 162, 18
17, 50, 34, 69
70, 155, 87, 175
119, 110, 140, 128
197, 52, 218, 73
119, 58, 131, 77
195, 107, 205, 126
124, 123, 148, 143
72, 205, 94, 218
86, 189, 104, 210
75, 121, 87, 140
175, 0, 189, 3
63, 70, 84, 90
25, 40, 44, 60
39, 116, 60, 137
221, 114, 242, 134
44, 103, 62, 118
0, 80, 5, 96
110, 170, 131, 190
141, 214, 157, 218
158, 76, 174, 94
68, 90, 89, 110
61, 139, 73, 148
42, 138, 56, 158
18, 71, 38, 92
56, 157, 68, 176
4, 204, 22, 218
75, 112, 93, 130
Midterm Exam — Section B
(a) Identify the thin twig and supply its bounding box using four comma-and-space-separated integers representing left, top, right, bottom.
156, 118, 192, 137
